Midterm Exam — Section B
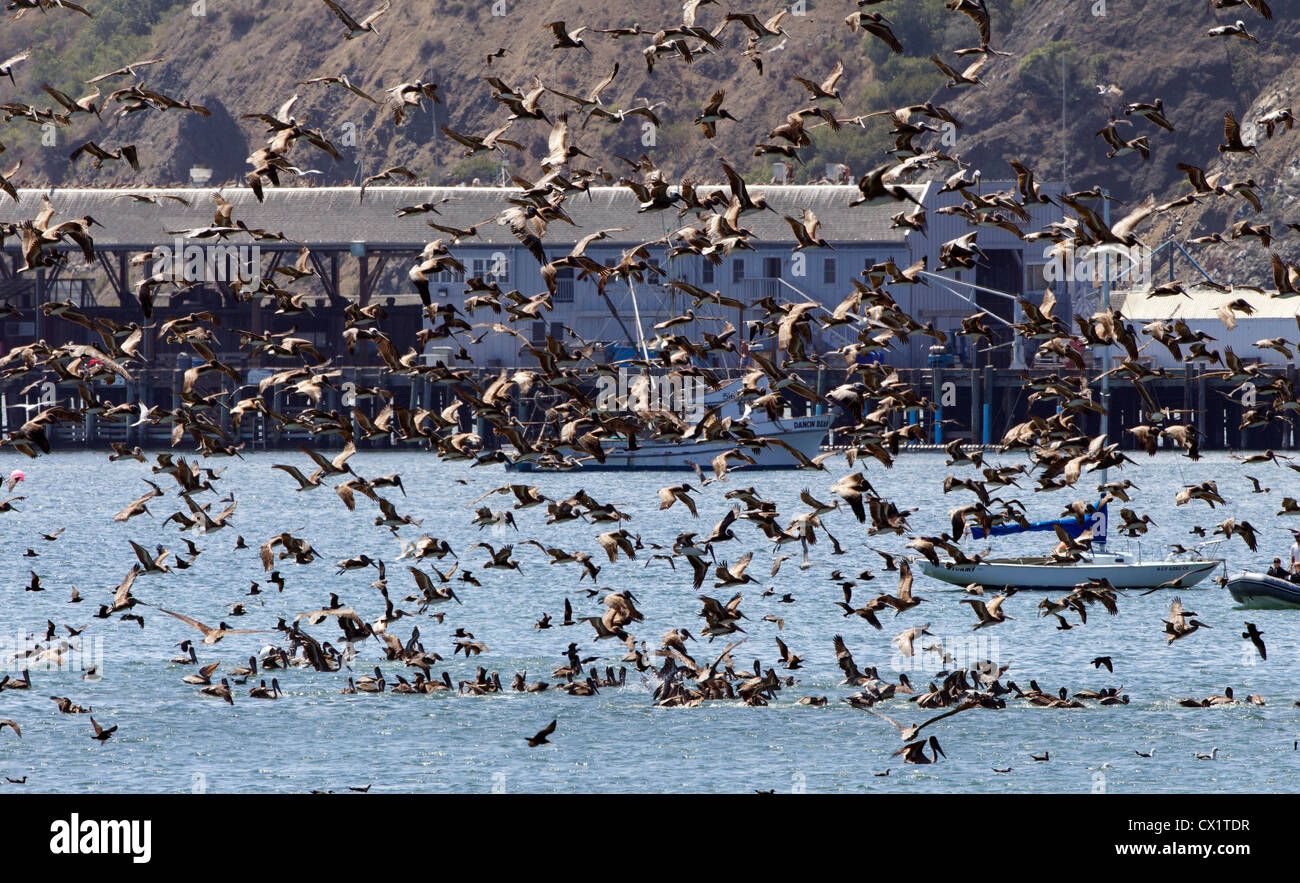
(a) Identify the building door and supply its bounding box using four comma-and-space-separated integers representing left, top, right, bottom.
974, 249, 1022, 369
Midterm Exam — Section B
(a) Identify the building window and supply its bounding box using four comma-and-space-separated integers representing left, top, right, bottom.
531, 321, 547, 344
1026, 263, 1048, 293
763, 257, 782, 279
471, 255, 509, 283
732, 258, 745, 283
551, 258, 574, 302
702, 259, 715, 285
823, 257, 837, 285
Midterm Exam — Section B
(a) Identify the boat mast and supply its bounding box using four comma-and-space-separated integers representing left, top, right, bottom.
594, 282, 641, 358
1099, 194, 1112, 484
627, 278, 651, 361
1097, 194, 1112, 549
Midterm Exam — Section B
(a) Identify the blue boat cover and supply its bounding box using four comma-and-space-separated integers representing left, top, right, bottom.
971, 502, 1108, 543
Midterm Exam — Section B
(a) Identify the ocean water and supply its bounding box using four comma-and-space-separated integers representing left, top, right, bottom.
0, 448, 1297, 794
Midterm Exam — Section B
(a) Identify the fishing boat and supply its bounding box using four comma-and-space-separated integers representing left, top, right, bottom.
1225, 572, 1300, 609
920, 505, 1225, 591
923, 551, 1224, 591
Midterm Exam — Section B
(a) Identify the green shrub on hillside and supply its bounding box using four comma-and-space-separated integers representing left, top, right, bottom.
1017, 41, 1077, 96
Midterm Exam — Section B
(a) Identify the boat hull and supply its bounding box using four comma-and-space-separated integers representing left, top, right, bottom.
508, 416, 832, 471
1226, 572, 1300, 609
921, 556, 1222, 591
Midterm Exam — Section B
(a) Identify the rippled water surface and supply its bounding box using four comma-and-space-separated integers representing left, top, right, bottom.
1, 449, 1298, 793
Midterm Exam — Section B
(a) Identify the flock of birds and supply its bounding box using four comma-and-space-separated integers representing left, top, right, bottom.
0, 0, 1297, 788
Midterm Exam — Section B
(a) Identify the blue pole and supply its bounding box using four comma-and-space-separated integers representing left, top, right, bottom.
981, 364, 994, 446
930, 359, 943, 444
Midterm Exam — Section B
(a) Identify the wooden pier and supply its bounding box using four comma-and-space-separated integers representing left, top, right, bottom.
3, 364, 1289, 455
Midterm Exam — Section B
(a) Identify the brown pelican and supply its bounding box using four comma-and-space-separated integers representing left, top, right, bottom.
526, 720, 557, 746
248, 678, 281, 700
320, 0, 389, 39
199, 678, 234, 705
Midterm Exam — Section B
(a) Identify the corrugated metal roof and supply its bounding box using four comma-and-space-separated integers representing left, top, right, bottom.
1116, 286, 1300, 320
5, 184, 911, 251
1112, 286, 1300, 368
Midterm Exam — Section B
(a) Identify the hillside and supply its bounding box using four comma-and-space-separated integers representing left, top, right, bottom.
937, 1, 1300, 283
2, 0, 1298, 279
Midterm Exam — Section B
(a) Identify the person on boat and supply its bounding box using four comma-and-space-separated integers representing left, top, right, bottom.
1267, 558, 1289, 580
1291, 532, 1300, 579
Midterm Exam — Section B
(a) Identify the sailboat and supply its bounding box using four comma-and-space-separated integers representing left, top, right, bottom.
508, 272, 832, 471
581, 376, 828, 471
919, 216, 1223, 590
920, 504, 1225, 591
509, 372, 833, 471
